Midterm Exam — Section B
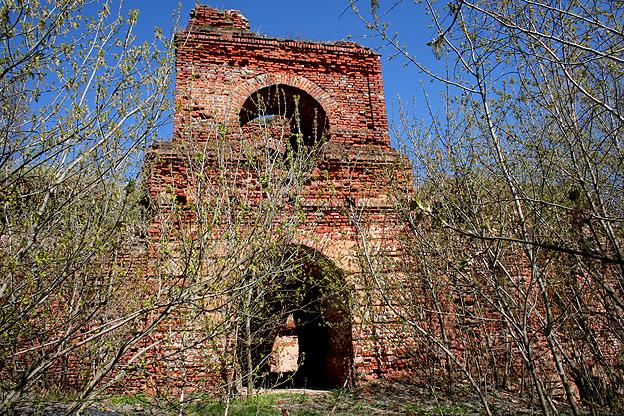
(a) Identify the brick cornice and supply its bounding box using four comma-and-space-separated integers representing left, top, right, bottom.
175, 29, 378, 57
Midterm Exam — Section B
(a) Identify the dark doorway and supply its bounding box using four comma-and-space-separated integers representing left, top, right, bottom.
238, 246, 352, 390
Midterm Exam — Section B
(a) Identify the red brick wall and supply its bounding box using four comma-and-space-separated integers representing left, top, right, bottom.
174, 7, 390, 147
143, 5, 412, 392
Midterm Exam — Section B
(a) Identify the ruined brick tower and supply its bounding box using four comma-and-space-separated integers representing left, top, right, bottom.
145, 5, 410, 391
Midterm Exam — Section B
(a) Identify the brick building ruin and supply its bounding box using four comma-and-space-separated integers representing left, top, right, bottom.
144, 5, 410, 391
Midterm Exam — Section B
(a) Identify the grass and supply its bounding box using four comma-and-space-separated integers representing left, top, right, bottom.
188, 393, 281, 416
107, 393, 150, 406
20, 381, 548, 415
184, 390, 373, 416
180, 388, 477, 416
404, 403, 469, 415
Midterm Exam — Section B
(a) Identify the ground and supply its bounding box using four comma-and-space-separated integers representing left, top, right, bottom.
12, 380, 580, 416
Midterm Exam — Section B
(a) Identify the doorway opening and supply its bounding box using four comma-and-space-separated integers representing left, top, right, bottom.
237, 246, 352, 390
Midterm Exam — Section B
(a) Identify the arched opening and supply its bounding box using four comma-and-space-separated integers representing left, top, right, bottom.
239, 84, 329, 155
237, 246, 352, 390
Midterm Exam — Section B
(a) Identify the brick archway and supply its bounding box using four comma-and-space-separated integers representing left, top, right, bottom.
238, 245, 353, 389
239, 84, 330, 151
227, 73, 338, 134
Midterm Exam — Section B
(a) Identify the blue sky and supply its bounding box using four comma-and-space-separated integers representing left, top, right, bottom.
123, 0, 445, 142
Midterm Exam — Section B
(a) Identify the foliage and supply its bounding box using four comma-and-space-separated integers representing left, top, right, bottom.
352, 0, 624, 415
0, 0, 174, 411
0, 2, 334, 409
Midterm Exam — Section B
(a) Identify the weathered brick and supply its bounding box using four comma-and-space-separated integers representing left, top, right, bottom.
140, 5, 412, 392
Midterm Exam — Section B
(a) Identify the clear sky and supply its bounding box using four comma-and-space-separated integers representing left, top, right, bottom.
122, 0, 444, 143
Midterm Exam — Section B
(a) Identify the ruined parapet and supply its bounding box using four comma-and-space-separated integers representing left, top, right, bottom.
188, 6, 250, 31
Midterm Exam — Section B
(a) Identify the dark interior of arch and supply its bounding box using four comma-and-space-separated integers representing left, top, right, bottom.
239, 246, 352, 390
239, 84, 329, 152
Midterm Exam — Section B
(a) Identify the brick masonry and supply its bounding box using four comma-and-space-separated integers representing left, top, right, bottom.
143, 5, 412, 391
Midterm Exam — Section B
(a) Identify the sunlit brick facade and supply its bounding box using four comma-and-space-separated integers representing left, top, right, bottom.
143, 5, 411, 391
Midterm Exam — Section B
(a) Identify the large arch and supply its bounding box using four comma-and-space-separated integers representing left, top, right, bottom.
239, 84, 329, 152
238, 245, 353, 389
227, 73, 338, 134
